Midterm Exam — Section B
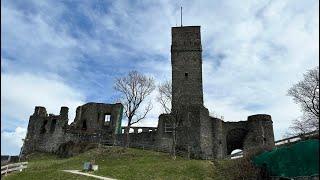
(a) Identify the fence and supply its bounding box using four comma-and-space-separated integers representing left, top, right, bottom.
1, 156, 19, 166
269, 175, 319, 180
228, 130, 319, 160
1, 162, 28, 176
101, 140, 195, 159
274, 130, 319, 147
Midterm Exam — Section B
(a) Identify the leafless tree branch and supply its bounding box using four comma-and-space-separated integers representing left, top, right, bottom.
287, 66, 319, 136
114, 70, 155, 147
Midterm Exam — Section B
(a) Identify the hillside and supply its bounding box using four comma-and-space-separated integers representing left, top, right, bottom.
2, 146, 253, 180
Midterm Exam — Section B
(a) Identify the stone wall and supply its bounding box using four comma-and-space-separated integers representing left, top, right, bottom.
22, 103, 123, 156
218, 114, 275, 157
72, 102, 123, 134
21, 25, 275, 160
171, 26, 203, 108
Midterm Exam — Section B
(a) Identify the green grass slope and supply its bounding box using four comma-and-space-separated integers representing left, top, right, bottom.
2, 146, 247, 180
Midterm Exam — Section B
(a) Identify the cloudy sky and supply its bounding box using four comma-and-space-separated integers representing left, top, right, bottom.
1, 0, 318, 155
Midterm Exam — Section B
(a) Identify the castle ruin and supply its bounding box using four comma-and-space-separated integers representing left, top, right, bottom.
22, 26, 275, 159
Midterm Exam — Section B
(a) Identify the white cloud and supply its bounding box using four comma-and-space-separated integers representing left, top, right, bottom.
1, 72, 85, 154
1, 127, 27, 155
1, 4, 80, 74
1, 72, 85, 129
120, 0, 318, 141
1, 0, 318, 155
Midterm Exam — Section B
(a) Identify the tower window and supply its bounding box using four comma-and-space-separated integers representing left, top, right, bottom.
104, 114, 111, 125
185, 72, 188, 78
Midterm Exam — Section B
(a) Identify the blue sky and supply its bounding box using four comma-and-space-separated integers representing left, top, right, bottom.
1, 0, 319, 155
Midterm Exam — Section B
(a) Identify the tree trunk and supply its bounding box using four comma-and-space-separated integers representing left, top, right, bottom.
124, 127, 130, 148
124, 118, 132, 148
172, 123, 177, 160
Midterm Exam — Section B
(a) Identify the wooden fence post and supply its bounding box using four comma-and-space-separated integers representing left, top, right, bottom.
5, 165, 8, 176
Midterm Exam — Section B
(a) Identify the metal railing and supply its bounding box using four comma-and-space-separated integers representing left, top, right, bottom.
1, 162, 28, 176
274, 130, 319, 146
269, 175, 319, 180
100, 141, 194, 159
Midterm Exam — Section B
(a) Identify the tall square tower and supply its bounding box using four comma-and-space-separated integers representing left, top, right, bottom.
171, 26, 203, 108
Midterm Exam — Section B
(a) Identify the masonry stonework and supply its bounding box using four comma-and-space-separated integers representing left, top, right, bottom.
22, 25, 275, 159
156, 26, 275, 159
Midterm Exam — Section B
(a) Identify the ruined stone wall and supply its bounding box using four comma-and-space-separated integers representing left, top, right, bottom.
211, 117, 225, 158
23, 107, 69, 154
116, 132, 157, 147
22, 25, 275, 160
244, 114, 275, 149
22, 103, 124, 156
198, 106, 213, 158
156, 114, 173, 150
73, 103, 123, 134
218, 114, 275, 157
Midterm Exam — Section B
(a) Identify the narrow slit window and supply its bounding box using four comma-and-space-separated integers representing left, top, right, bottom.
50, 119, 57, 133
185, 72, 188, 78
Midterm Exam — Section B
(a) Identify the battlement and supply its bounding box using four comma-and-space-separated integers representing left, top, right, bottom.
248, 114, 272, 122
171, 26, 201, 52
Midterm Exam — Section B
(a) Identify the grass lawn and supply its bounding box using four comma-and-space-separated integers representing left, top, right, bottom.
2, 146, 239, 180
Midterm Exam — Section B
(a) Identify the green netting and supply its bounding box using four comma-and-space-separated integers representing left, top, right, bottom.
115, 105, 123, 134
252, 139, 319, 178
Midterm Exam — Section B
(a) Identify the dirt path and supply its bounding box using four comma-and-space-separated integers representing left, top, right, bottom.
62, 170, 116, 180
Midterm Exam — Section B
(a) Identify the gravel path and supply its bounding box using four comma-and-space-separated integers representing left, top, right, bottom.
62, 170, 116, 180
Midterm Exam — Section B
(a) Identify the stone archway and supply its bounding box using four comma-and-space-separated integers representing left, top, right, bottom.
226, 128, 248, 155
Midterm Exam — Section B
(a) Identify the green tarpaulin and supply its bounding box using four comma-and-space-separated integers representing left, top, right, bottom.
253, 139, 319, 178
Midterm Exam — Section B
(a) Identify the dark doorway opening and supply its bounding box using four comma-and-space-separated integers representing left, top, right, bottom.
226, 128, 248, 155
50, 119, 57, 133
82, 120, 87, 130
40, 120, 48, 134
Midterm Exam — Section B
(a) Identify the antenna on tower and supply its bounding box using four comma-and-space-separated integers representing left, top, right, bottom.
180, 6, 183, 27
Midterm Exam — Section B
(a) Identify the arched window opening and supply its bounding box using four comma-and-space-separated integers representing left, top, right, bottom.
138, 129, 142, 133
50, 119, 57, 133
40, 120, 48, 134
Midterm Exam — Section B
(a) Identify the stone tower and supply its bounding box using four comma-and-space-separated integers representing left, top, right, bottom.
169, 26, 213, 158
171, 26, 203, 108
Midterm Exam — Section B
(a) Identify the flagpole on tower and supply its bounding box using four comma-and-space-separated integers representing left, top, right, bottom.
180, 6, 183, 27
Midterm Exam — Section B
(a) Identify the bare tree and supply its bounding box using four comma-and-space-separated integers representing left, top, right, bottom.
157, 80, 184, 160
287, 66, 319, 135
114, 71, 155, 147
158, 80, 172, 114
